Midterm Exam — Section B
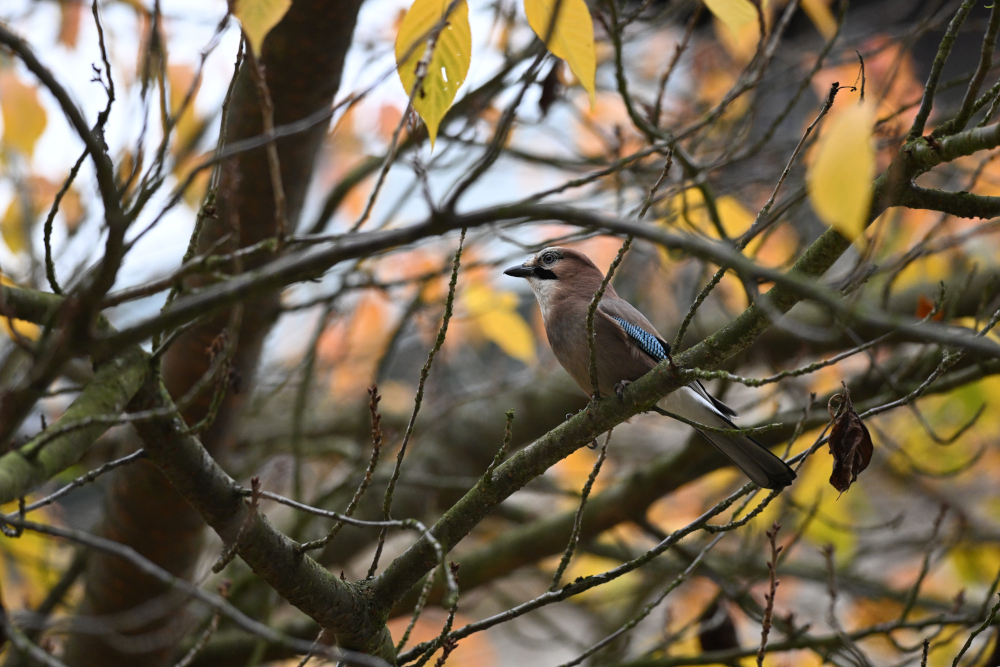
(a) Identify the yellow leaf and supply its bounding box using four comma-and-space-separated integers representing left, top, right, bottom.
801, 0, 837, 40
395, 0, 472, 146
0, 275, 41, 341
0, 503, 66, 607
807, 102, 875, 243
950, 544, 1000, 585
524, 0, 596, 108
464, 283, 536, 364
477, 310, 536, 364
1, 198, 28, 254
667, 189, 752, 238
713, 18, 759, 63
703, 0, 757, 34
953, 317, 1000, 344
0, 71, 48, 158
234, 0, 292, 55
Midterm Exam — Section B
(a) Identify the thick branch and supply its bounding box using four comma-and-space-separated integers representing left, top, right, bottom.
908, 122, 1000, 174
898, 183, 1000, 219
97, 199, 1000, 362
1, 283, 397, 660
0, 347, 147, 506
390, 352, 1000, 614
125, 376, 396, 660
0, 287, 148, 505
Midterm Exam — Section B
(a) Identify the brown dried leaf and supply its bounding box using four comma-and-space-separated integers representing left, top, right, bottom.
827, 386, 873, 494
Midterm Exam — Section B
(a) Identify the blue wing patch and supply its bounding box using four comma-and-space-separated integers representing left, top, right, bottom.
611, 317, 669, 361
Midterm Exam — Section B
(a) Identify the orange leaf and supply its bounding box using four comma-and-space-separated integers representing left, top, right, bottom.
916, 294, 943, 321
59, 1, 84, 48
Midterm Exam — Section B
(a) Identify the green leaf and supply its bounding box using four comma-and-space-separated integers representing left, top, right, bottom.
807, 102, 875, 243
524, 0, 596, 108
395, 0, 472, 147
234, 0, 292, 55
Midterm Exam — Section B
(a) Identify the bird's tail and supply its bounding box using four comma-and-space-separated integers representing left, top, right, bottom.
695, 430, 796, 489
660, 386, 796, 490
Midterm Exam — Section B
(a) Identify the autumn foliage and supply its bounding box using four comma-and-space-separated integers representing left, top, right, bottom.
3, 0, 1000, 666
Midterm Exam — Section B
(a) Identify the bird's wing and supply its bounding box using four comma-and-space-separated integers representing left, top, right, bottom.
597, 299, 671, 363
599, 299, 739, 419
608, 315, 669, 361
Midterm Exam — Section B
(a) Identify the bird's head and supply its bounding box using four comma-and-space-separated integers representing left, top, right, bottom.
503, 246, 601, 282
503, 246, 605, 306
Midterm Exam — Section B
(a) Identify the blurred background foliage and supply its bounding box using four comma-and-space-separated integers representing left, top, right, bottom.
3, 0, 1000, 664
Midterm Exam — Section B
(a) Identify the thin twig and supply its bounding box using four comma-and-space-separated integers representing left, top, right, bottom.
5, 450, 147, 517
173, 581, 230, 667
412, 563, 460, 667
586, 239, 631, 398
296, 384, 385, 553
908, 0, 977, 140
901, 504, 949, 621
42, 151, 87, 295
243, 45, 288, 243
212, 476, 260, 573
757, 522, 782, 666
935, 0, 1000, 136
368, 229, 467, 577
673, 81, 841, 352
550, 428, 613, 591
482, 409, 515, 484
951, 594, 1000, 667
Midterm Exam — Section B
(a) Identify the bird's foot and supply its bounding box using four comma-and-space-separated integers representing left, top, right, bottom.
615, 380, 631, 400
666, 351, 679, 375
587, 438, 599, 450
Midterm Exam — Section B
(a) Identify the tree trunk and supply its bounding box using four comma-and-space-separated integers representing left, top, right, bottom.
63, 2, 365, 664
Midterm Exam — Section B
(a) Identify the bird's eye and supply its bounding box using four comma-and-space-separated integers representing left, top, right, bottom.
541, 252, 556, 264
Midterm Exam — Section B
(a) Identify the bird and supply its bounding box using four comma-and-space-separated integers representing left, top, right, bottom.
503, 246, 796, 489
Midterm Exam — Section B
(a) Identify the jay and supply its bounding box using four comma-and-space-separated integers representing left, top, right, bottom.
504, 246, 796, 489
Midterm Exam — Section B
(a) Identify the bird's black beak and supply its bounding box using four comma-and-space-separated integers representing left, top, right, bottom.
503, 264, 535, 278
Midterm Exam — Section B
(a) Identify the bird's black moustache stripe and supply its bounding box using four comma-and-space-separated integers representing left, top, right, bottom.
533, 267, 558, 280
